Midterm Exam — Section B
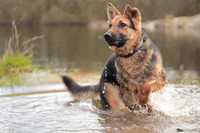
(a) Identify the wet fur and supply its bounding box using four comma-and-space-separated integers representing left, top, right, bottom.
62, 3, 166, 111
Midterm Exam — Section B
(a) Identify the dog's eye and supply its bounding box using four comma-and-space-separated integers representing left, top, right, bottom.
109, 24, 112, 28
119, 22, 127, 28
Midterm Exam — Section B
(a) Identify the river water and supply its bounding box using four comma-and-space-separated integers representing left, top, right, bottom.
0, 25, 200, 132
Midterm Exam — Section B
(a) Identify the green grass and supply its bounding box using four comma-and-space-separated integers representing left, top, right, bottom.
0, 54, 35, 86
1, 54, 32, 73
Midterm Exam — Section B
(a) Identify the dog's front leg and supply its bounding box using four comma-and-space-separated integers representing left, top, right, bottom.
104, 83, 127, 111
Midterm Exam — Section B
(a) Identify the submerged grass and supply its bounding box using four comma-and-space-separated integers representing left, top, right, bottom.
0, 22, 43, 87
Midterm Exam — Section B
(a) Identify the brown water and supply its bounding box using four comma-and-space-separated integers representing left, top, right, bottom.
1, 25, 200, 79
0, 25, 200, 132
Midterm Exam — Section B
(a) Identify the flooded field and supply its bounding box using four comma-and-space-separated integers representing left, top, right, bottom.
0, 25, 200, 133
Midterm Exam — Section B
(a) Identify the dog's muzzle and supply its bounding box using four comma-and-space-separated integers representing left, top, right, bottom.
104, 32, 127, 48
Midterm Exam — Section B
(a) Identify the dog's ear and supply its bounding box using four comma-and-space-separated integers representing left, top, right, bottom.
106, 3, 121, 22
124, 5, 141, 29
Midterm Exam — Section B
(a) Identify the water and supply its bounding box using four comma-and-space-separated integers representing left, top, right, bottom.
0, 84, 200, 133
1, 25, 200, 79
0, 25, 200, 132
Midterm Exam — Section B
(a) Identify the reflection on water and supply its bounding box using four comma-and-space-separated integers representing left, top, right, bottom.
0, 84, 200, 133
149, 31, 200, 71
0, 25, 200, 83
34, 25, 110, 71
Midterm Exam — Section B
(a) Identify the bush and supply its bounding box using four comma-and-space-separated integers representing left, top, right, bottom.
0, 22, 43, 86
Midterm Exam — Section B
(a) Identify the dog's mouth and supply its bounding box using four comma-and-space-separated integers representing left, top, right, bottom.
108, 39, 128, 48
104, 32, 128, 48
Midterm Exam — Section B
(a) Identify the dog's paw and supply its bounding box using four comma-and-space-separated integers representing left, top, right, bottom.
142, 104, 153, 113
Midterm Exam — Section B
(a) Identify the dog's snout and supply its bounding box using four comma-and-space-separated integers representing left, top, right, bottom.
104, 32, 115, 45
104, 32, 112, 39
104, 31, 128, 48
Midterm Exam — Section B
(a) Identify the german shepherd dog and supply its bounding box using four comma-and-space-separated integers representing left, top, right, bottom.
62, 3, 166, 112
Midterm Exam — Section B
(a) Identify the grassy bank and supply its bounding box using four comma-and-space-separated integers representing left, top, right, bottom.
0, 22, 43, 86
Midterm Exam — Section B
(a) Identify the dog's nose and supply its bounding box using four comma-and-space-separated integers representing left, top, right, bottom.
104, 32, 115, 45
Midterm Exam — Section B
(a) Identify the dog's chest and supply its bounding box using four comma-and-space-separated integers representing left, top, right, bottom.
115, 50, 151, 87
114, 50, 154, 107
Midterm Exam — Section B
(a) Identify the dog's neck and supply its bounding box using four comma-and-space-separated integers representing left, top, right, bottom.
118, 38, 144, 58
118, 31, 147, 58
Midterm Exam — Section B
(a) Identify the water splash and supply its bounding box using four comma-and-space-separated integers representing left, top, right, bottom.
151, 84, 200, 117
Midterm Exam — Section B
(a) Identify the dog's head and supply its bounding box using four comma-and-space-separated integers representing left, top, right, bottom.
104, 3, 142, 56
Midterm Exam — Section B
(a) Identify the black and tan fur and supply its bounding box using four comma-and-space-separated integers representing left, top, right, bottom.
62, 3, 166, 112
